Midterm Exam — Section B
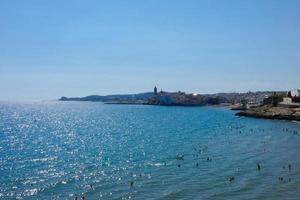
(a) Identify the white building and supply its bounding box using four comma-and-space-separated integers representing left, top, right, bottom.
291, 89, 300, 97
278, 97, 300, 108
282, 97, 292, 104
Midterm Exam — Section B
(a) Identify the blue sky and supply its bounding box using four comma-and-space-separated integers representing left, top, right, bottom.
0, 0, 300, 101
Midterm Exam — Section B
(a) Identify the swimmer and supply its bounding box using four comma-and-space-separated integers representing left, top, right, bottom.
229, 176, 235, 182
176, 154, 184, 160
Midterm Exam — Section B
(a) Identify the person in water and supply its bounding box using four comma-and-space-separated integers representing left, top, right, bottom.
130, 181, 134, 187
257, 163, 261, 171
176, 154, 184, 160
229, 176, 235, 182
289, 163, 291, 172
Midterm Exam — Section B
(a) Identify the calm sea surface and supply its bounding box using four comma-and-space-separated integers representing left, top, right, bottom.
0, 102, 300, 200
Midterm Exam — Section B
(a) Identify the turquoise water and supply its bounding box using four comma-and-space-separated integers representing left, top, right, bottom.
0, 102, 300, 200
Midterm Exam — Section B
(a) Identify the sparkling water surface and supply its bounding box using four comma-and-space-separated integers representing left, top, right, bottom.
0, 102, 300, 199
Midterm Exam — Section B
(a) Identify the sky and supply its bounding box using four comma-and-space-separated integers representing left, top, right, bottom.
0, 0, 300, 101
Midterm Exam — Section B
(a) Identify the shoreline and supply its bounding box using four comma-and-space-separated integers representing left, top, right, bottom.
236, 106, 300, 122
58, 100, 300, 123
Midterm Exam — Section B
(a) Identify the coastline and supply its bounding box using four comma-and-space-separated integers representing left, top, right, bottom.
58, 93, 300, 122
236, 106, 300, 122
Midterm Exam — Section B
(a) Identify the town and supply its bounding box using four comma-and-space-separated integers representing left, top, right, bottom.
59, 87, 300, 109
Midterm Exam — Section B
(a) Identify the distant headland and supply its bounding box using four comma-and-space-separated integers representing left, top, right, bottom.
59, 87, 300, 121
59, 86, 204, 106
236, 90, 300, 121
58, 86, 282, 107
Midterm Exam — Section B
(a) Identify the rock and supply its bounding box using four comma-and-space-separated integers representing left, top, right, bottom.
236, 106, 300, 121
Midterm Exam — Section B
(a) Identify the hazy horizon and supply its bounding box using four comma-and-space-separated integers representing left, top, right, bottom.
1, 0, 300, 101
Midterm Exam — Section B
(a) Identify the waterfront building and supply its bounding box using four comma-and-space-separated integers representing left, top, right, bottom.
291, 89, 300, 97
278, 97, 300, 108
282, 97, 292, 104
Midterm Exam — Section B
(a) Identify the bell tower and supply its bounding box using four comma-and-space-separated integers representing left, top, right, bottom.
154, 86, 158, 95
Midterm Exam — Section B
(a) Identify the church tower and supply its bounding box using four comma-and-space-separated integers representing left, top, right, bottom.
154, 86, 158, 95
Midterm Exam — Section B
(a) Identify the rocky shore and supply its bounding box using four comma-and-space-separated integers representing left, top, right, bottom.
236, 106, 300, 121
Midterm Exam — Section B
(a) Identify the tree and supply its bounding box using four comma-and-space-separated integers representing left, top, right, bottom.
287, 91, 292, 98
272, 94, 283, 107
263, 93, 283, 107
241, 98, 247, 107
292, 96, 300, 103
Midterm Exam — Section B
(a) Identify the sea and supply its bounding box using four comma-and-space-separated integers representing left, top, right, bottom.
0, 101, 300, 200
